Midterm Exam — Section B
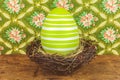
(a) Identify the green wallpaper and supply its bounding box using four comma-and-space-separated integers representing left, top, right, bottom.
0, 0, 120, 55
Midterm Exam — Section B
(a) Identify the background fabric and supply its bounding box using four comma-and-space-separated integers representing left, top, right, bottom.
0, 0, 120, 55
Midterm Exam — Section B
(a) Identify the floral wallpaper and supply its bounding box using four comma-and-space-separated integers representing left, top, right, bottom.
5, 27, 26, 43
0, 0, 120, 55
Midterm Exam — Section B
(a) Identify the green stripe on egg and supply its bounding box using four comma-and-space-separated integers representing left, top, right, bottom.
42, 47, 78, 56
41, 38, 79, 44
44, 23, 76, 27
41, 29, 79, 35
42, 42, 78, 48
41, 8, 80, 56
41, 33, 78, 38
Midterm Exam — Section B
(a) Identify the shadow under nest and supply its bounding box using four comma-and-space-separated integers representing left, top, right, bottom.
26, 39, 97, 75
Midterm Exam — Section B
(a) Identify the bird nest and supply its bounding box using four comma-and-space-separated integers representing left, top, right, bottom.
26, 39, 97, 75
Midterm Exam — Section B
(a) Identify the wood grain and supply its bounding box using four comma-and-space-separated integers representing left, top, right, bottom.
0, 55, 120, 80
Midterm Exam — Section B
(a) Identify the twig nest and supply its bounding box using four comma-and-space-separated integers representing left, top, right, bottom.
26, 39, 97, 75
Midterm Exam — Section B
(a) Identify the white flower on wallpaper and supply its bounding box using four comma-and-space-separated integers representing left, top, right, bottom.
4, 0, 25, 14
5, 27, 26, 43
100, 27, 120, 43
52, 0, 74, 10
29, 12, 45, 29
76, 12, 98, 29
102, 0, 120, 13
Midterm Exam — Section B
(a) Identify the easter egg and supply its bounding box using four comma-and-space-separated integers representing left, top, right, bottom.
41, 8, 80, 56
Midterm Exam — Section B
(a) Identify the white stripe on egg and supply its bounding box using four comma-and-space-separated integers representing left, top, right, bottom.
44, 23, 76, 26
41, 32, 78, 35
41, 36, 79, 41
48, 14, 72, 16
42, 42, 78, 45
42, 26, 77, 31
46, 18, 74, 21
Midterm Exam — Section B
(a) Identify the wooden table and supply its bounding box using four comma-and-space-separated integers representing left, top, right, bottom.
0, 55, 120, 80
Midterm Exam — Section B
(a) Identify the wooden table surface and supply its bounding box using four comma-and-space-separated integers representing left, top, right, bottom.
0, 55, 120, 80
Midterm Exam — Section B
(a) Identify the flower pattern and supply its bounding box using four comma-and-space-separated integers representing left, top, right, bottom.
102, 0, 120, 13
77, 12, 98, 29
4, 0, 25, 14
29, 12, 45, 28
52, 0, 74, 10
0, 46, 4, 55
100, 27, 120, 43
6, 27, 26, 43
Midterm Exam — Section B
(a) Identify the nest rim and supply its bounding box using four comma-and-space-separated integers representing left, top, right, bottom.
26, 39, 97, 75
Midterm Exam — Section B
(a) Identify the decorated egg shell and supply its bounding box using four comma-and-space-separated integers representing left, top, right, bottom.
41, 8, 80, 56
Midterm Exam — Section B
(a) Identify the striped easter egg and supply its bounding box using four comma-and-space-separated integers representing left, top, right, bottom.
41, 8, 80, 56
